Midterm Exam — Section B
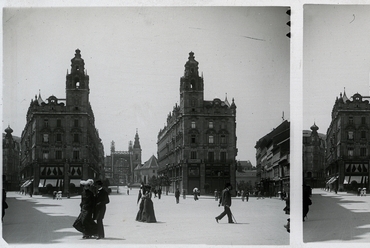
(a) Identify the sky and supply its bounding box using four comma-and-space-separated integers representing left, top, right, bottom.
2, 6, 290, 164
303, 5, 370, 135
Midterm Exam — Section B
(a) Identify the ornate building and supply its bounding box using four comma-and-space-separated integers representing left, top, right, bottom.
105, 131, 142, 186
303, 123, 326, 188
20, 49, 105, 195
2, 126, 21, 191
326, 91, 370, 192
255, 120, 290, 197
157, 52, 237, 194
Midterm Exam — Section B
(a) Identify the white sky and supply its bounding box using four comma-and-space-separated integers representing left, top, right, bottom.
2, 6, 290, 163
304, 5, 370, 134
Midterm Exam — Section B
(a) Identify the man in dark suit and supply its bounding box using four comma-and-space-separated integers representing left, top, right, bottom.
94, 179, 110, 239
215, 183, 234, 224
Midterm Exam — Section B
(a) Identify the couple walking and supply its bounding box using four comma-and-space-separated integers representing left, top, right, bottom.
73, 179, 110, 239
136, 184, 157, 223
215, 183, 235, 224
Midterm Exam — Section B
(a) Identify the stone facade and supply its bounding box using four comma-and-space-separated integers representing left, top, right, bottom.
19, 49, 104, 195
157, 52, 237, 195
2, 126, 21, 191
326, 91, 370, 192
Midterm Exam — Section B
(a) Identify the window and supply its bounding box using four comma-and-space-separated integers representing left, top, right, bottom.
208, 151, 214, 162
348, 147, 354, 157
74, 119, 79, 127
361, 147, 367, 157
220, 151, 227, 162
362, 117, 366, 124
43, 134, 49, 143
55, 150, 62, 160
221, 135, 226, 144
56, 133, 62, 142
191, 121, 196, 129
44, 119, 49, 127
348, 131, 354, 140
361, 131, 366, 139
191, 135, 196, 144
43, 150, 49, 160
208, 135, 214, 144
73, 150, 80, 160
191, 151, 197, 159
57, 119, 62, 127
349, 117, 354, 125
73, 133, 79, 143
209, 121, 213, 129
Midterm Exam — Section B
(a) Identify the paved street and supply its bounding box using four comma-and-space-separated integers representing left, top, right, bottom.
2, 187, 289, 246
304, 188, 370, 243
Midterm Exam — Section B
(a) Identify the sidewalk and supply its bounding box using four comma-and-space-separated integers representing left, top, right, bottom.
304, 188, 370, 243
2, 188, 289, 246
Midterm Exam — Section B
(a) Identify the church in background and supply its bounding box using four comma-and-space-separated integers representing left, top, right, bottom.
157, 52, 237, 195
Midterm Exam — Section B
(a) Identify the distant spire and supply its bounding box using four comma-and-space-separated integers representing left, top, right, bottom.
225, 93, 230, 107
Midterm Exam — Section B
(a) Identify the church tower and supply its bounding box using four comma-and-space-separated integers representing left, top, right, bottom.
66, 49, 90, 110
180, 52, 204, 114
133, 130, 142, 168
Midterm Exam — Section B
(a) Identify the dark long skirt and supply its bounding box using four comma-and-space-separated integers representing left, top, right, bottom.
136, 200, 144, 221
74, 209, 98, 236
140, 198, 156, 223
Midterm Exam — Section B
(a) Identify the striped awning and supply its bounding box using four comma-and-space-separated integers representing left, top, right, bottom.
21, 179, 33, 188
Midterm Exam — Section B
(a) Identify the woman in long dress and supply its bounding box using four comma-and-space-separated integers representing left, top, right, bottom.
136, 185, 156, 223
79, 179, 98, 238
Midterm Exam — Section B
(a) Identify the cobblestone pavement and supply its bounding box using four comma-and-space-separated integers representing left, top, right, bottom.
2, 188, 289, 247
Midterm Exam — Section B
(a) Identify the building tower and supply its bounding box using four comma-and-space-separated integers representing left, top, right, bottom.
180, 51, 204, 114
66, 49, 89, 110
157, 52, 237, 194
132, 130, 142, 171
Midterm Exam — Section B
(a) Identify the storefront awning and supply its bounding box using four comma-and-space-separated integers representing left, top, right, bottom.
43, 179, 59, 187
343, 176, 350, 184
69, 179, 81, 187
326, 176, 338, 184
21, 179, 33, 188
349, 176, 362, 184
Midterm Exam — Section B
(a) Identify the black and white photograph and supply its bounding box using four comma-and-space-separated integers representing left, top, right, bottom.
303, 4, 370, 244
1, 3, 290, 247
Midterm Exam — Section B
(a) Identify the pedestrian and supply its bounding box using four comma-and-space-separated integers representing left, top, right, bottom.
94, 179, 110, 240
74, 179, 97, 239
53, 191, 57, 200
158, 187, 162, 199
175, 188, 180, 204
137, 185, 156, 223
283, 195, 290, 233
136, 183, 146, 221
215, 183, 234, 224
241, 190, 245, 202
2, 189, 8, 222
358, 188, 361, 196
126, 187, 130, 195
214, 189, 218, 201
246, 191, 249, 202
182, 189, 186, 199
303, 183, 312, 221
193, 188, 199, 201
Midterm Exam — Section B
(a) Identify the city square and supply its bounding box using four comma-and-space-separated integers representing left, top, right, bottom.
2, 188, 289, 246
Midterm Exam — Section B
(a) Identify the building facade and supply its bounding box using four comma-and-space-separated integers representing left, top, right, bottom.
326, 92, 370, 192
255, 120, 290, 197
19, 49, 105, 195
303, 123, 326, 188
134, 155, 159, 185
105, 131, 142, 186
3, 126, 21, 191
157, 52, 237, 195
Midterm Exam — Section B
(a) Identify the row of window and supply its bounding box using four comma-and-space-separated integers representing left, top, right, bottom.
190, 134, 227, 144
191, 121, 228, 129
43, 118, 80, 128
190, 151, 228, 162
43, 150, 80, 160
347, 147, 367, 157
347, 130, 367, 140
42, 133, 80, 143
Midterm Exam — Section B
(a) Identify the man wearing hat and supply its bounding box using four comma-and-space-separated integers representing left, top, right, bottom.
215, 182, 234, 224
94, 179, 109, 239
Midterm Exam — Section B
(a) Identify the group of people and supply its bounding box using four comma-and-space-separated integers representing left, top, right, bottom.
73, 179, 110, 239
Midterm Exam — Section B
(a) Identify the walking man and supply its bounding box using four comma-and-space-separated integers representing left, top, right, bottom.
215, 183, 234, 224
94, 179, 110, 240
175, 188, 180, 204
